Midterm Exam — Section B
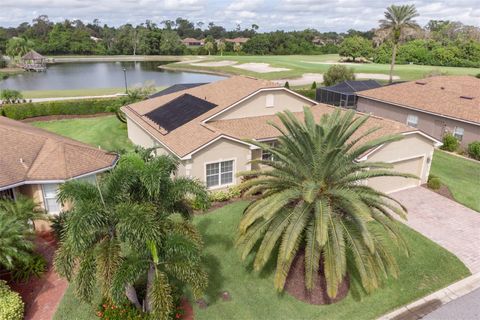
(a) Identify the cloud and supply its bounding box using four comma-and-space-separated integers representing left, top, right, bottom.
0, 0, 479, 31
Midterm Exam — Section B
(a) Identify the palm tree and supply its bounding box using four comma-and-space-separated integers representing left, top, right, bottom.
54, 153, 209, 319
217, 41, 226, 56
0, 195, 45, 230
237, 107, 412, 300
0, 212, 34, 270
378, 5, 419, 83
204, 41, 214, 55
5, 37, 34, 60
234, 43, 242, 55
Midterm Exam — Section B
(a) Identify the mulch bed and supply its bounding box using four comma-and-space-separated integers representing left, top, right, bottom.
21, 112, 114, 122
284, 251, 349, 305
421, 184, 455, 201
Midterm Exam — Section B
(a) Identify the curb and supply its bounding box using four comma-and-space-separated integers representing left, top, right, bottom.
378, 273, 480, 320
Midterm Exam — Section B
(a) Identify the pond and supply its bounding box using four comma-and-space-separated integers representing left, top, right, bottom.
0, 61, 226, 91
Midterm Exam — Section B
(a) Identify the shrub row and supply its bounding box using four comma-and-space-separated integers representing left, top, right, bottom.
0, 280, 24, 320
0, 97, 126, 120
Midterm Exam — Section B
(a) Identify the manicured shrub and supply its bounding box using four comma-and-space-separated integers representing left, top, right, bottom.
11, 253, 47, 282
0, 280, 24, 320
441, 133, 459, 152
467, 141, 480, 160
208, 186, 242, 203
427, 175, 442, 190
0, 89, 23, 104
293, 88, 316, 100
1, 97, 125, 120
284, 81, 290, 89
311, 81, 317, 89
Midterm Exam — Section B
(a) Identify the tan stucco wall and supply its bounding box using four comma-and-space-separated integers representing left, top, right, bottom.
186, 138, 251, 189
357, 97, 479, 146
365, 133, 434, 193
212, 90, 315, 121
17, 184, 45, 209
126, 117, 186, 175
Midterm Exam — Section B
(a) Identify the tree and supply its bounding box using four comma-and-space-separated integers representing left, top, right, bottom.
54, 153, 209, 319
378, 4, 420, 83
5, 37, 34, 60
233, 42, 242, 55
217, 41, 226, 56
338, 36, 373, 61
0, 195, 45, 230
323, 65, 355, 86
204, 41, 214, 55
237, 107, 411, 300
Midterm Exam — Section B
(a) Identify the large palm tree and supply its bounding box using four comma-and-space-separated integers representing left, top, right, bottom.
237, 108, 412, 300
378, 5, 419, 83
0, 212, 34, 270
54, 153, 209, 319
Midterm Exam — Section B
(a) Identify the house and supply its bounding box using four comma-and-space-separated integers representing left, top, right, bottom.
225, 37, 250, 44
357, 76, 480, 146
181, 38, 205, 46
0, 116, 118, 224
121, 76, 440, 194
316, 80, 382, 108
149, 83, 207, 99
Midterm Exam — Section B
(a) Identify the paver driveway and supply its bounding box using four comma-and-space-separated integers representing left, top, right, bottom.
391, 187, 480, 273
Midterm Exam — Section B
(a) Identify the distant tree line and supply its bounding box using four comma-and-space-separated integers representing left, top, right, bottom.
0, 15, 479, 69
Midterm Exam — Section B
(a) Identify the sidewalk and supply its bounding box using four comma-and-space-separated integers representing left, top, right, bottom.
379, 273, 480, 320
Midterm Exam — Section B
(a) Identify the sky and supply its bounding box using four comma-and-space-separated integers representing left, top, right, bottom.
1, 0, 479, 32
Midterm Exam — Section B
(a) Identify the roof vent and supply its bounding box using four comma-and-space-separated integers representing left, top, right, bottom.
460, 95, 474, 100
440, 86, 445, 90
415, 81, 427, 85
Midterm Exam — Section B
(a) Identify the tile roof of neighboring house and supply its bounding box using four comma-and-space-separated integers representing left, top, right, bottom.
121, 76, 278, 157
357, 76, 480, 125
208, 104, 417, 143
0, 116, 118, 190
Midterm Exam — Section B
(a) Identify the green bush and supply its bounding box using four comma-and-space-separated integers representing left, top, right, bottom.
0, 280, 24, 320
1, 97, 125, 120
323, 65, 355, 86
209, 186, 242, 203
427, 175, 442, 190
467, 141, 480, 160
11, 253, 47, 282
441, 133, 460, 152
293, 88, 316, 100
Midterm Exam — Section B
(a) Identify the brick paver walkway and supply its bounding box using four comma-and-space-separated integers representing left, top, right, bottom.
391, 187, 480, 273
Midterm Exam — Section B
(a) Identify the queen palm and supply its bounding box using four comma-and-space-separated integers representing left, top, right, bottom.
237, 108, 412, 300
378, 4, 419, 83
54, 153, 209, 319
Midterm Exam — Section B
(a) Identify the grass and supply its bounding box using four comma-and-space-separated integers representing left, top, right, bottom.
430, 150, 480, 212
54, 201, 469, 320
22, 87, 126, 99
31, 115, 133, 152
165, 54, 480, 82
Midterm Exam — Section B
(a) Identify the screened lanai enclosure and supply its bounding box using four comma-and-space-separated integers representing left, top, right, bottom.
316, 80, 382, 108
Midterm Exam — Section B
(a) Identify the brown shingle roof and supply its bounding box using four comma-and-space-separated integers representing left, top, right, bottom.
208, 104, 417, 143
0, 117, 118, 190
358, 76, 480, 124
121, 76, 278, 157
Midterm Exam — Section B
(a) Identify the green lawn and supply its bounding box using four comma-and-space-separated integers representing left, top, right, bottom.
165, 54, 479, 82
431, 150, 480, 212
21, 86, 166, 99
31, 116, 133, 152
54, 201, 469, 320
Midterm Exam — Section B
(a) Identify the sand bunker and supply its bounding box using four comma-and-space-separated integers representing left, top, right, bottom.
233, 63, 290, 73
274, 72, 400, 86
355, 73, 400, 80
191, 60, 238, 67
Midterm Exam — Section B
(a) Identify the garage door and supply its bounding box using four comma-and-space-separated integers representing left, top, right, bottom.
367, 156, 424, 194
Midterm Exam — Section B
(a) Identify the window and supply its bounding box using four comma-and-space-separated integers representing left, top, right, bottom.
406, 114, 418, 127
266, 94, 274, 108
453, 127, 464, 141
261, 141, 277, 161
206, 160, 234, 188
42, 184, 60, 214
0, 188, 15, 200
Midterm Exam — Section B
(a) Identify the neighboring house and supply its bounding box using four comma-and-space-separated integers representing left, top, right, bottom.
357, 76, 480, 146
225, 37, 250, 44
121, 76, 440, 194
149, 83, 208, 99
181, 38, 205, 46
316, 80, 382, 108
0, 117, 118, 226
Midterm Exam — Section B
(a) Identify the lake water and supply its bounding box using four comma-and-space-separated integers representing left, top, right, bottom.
0, 61, 226, 91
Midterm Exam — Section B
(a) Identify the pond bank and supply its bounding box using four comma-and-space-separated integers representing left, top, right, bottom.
47, 55, 194, 63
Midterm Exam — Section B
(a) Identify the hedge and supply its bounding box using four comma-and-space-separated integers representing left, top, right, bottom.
0, 280, 24, 320
0, 97, 125, 120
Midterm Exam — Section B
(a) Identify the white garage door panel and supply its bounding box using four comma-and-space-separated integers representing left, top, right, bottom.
367, 156, 424, 194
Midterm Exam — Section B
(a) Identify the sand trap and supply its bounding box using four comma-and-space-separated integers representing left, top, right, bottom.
233, 63, 290, 73
191, 60, 237, 67
355, 73, 400, 80
301, 60, 359, 66
273, 73, 324, 86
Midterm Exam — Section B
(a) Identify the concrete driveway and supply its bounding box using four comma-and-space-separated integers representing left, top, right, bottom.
391, 187, 480, 274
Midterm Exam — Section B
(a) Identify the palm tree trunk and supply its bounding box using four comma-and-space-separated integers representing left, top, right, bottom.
389, 43, 397, 84
125, 284, 142, 309
143, 263, 156, 312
